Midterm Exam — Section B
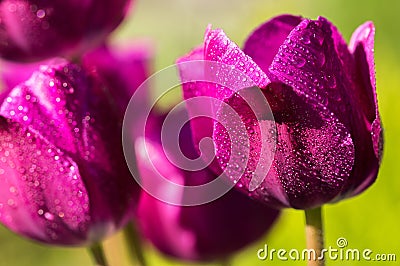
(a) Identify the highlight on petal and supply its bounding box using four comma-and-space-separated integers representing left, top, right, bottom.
0, 119, 90, 244
0, 60, 45, 93
243, 14, 303, 75
204, 26, 270, 88
178, 28, 273, 172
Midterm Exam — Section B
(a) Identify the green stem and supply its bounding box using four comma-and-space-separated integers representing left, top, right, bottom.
123, 221, 147, 266
88, 242, 109, 266
304, 207, 325, 266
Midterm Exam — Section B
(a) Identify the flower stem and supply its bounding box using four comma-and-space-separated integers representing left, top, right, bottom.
123, 221, 147, 266
304, 207, 325, 266
88, 242, 109, 266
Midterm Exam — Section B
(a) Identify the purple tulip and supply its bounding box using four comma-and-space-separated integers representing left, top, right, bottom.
0, 0, 132, 61
0, 60, 139, 245
178, 15, 383, 209
82, 42, 151, 117
135, 110, 279, 262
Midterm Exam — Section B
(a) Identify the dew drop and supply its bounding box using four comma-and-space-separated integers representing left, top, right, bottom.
300, 31, 311, 44
7, 199, 15, 207
44, 212, 54, 221
313, 33, 324, 45
36, 9, 46, 19
8, 4, 16, 13
293, 57, 306, 68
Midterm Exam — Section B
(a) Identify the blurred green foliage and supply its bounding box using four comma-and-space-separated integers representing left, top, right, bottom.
1, 0, 399, 265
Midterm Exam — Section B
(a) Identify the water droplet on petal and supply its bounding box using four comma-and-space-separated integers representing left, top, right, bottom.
300, 31, 311, 44
36, 9, 46, 19
44, 212, 54, 221
7, 199, 16, 208
293, 57, 306, 68
313, 33, 324, 45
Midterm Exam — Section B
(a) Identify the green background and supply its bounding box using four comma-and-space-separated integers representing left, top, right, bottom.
0, 0, 399, 265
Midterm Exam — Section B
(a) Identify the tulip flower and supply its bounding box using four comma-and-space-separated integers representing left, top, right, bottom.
82, 42, 151, 117
178, 15, 383, 210
0, 0, 132, 61
178, 15, 383, 266
0, 60, 139, 246
135, 109, 279, 262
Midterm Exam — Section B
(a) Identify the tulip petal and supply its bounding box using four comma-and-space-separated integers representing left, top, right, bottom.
177, 46, 215, 160
0, 118, 90, 244
349, 23, 376, 108
316, 20, 381, 198
340, 22, 383, 197
83, 43, 152, 115
214, 82, 355, 209
204, 26, 270, 88
178, 28, 271, 170
269, 17, 382, 202
243, 14, 303, 76
269, 18, 354, 127
349, 21, 382, 159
